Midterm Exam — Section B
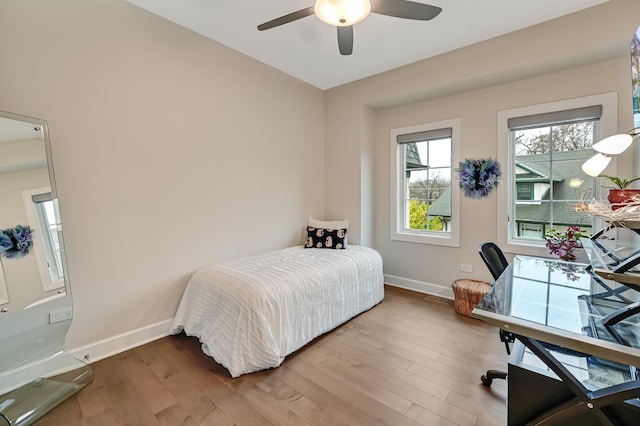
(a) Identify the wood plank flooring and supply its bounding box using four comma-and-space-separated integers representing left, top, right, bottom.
35, 286, 508, 425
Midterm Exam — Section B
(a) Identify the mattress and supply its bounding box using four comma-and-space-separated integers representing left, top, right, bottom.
169, 245, 384, 377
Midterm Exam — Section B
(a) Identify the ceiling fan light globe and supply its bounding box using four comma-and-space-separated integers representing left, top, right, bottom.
314, 0, 371, 26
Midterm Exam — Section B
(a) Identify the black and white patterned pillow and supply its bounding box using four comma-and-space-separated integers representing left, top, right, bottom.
304, 226, 347, 249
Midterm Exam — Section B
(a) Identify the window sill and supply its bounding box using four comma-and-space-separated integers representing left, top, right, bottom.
391, 230, 460, 247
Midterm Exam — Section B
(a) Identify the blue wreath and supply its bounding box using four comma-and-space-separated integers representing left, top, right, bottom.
457, 158, 502, 199
0, 225, 34, 259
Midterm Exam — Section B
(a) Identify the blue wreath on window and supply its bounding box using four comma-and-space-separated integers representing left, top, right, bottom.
457, 158, 502, 199
0, 225, 34, 259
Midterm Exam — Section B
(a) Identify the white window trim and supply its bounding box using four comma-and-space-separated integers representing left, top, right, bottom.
22, 186, 64, 292
390, 118, 460, 247
497, 92, 618, 256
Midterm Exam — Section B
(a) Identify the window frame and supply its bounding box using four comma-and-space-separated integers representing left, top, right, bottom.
0, 259, 8, 305
497, 93, 618, 256
390, 118, 460, 247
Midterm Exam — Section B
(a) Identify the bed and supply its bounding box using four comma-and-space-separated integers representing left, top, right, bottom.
169, 244, 384, 377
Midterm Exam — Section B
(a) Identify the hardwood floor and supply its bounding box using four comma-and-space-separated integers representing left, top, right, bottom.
36, 286, 508, 425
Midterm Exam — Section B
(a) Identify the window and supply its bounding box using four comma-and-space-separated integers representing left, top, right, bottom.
390, 119, 460, 246
516, 182, 534, 201
510, 108, 599, 241
22, 187, 65, 291
497, 93, 618, 255
33, 195, 64, 283
518, 222, 544, 238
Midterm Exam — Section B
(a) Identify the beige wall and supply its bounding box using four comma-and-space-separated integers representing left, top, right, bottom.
325, 0, 640, 290
0, 0, 325, 350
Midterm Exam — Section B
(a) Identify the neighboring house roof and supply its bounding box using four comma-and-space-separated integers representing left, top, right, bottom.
514, 162, 563, 183
428, 185, 451, 217
514, 148, 594, 226
405, 143, 424, 171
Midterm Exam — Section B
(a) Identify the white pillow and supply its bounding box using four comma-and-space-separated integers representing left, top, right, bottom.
308, 217, 349, 230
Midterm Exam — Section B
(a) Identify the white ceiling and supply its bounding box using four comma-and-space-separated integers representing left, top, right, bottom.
134, 1, 606, 90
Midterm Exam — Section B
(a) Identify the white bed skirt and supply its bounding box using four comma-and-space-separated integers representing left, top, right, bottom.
170, 245, 384, 377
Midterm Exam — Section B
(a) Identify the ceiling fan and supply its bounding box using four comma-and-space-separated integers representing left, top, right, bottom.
257, 0, 442, 55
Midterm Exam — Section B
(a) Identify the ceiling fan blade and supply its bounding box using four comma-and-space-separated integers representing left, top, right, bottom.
257, 6, 315, 31
337, 26, 353, 55
370, 0, 442, 21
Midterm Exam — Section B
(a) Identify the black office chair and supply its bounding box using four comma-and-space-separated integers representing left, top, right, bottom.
478, 242, 513, 387
478, 242, 508, 281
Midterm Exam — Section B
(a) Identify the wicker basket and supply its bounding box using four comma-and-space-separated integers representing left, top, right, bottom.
451, 279, 491, 317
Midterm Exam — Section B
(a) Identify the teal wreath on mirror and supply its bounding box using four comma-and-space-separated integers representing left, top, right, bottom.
456, 158, 502, 199
0, 225, 34, 259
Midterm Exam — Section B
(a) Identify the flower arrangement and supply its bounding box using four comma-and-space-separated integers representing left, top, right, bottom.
0, 225, 34, 259
544, 226, 588, 262
457, 158, 502, 199
544, 260, 586, 282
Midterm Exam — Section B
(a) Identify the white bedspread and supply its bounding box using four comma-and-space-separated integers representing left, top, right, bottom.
170, 245, 384, 377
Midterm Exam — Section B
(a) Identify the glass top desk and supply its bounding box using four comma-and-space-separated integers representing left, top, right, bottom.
472, 255, 640, 425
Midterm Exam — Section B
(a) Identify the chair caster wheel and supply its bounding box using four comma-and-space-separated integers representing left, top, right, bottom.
481, 375, 493, 387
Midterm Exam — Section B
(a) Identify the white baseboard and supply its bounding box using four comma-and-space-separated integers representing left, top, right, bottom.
69, 319, 172, 364
384, 274, 454, 300
67, 279, 451, 364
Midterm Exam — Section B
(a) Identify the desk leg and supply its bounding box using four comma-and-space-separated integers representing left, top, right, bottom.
516, 336, 640, 425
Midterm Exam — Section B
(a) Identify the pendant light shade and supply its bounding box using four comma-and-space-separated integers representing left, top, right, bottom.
314, 0, 371, 26
592, 133, 633, 155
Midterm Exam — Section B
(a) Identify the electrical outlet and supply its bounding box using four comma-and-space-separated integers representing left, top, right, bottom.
49, 307, 72, 324
461, 264, 473, 273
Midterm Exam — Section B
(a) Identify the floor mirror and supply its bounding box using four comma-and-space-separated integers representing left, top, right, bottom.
0, 111, 92, 425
